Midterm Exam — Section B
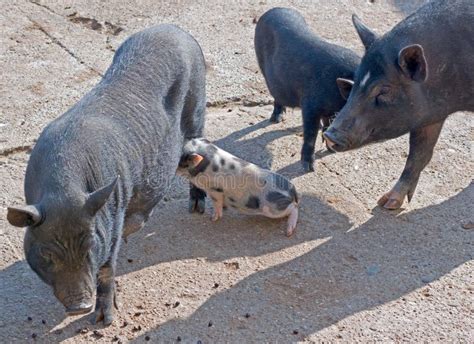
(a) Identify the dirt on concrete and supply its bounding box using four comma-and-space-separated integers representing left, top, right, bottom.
0, 0, 472, 343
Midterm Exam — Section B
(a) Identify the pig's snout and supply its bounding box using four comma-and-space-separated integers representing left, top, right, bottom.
65, 302, 94, 316
323, 128, 350, 152
54, 284, 94, 316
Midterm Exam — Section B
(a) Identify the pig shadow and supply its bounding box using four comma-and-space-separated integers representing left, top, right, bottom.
0, 117, 339, 341
275, 149, 335, 180
0, 259, 69, 341
131, 183, 473, 342
0, 192, 351, 341
213, 117, 329, 176
213, 118, 302, 169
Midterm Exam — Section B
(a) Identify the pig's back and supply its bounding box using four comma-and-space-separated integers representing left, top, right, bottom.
255, 8, 310, 105
380, 0, 474, 111
255, 8, 359, 106
27, 25, 205, 202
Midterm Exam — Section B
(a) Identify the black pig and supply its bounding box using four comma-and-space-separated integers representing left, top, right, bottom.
324, 0, 474, 209
6, 25, 206, 324
255, 7, 360, 171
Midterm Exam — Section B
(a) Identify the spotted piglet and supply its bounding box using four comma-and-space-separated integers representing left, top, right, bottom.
177, 138, 299, 236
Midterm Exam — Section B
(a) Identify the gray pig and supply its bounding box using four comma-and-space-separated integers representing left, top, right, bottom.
177, 138, 299, 237
255, 7, 360, 172
324, 0, 474, 209
6, 24, 206, 325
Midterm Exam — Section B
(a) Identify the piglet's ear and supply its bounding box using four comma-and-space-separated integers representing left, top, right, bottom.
336, 78, 354, 100
398, 44, 428, 82
7, 205, 43, 227
188, 153, 204, 168
352, 14, 377, 50
85, 177, 119, 216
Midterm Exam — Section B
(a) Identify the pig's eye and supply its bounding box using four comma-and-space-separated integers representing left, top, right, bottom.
40, 248, 55, 265
375, 85, 392, 106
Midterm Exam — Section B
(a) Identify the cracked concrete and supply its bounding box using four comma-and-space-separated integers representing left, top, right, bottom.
26, 19, 104, 77
0, 0, 473, 343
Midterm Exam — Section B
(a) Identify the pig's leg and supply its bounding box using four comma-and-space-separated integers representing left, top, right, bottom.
91, 262, 117, 326
122, 207, 155, 243
122, 213, 146, 242
301, 100, 323, 172
211, 193, 224, 221
189, 183, 206, 214
378, 120, 445, 209
269, 102, 285, 123
320, 116, 331, 143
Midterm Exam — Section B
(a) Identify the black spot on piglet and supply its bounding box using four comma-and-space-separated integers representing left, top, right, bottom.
266, 191, 292, 211
272, 173, 291, 191
246, 196, 260, 209
211, 187, 223, 192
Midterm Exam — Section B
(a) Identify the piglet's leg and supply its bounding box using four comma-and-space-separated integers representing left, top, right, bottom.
211, 193, 224, 222
286, 204, 298, 237
378, 120, 444, 210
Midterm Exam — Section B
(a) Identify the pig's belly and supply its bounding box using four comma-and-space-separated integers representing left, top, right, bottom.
223, 194, 291, 219
264, 67, 300, 108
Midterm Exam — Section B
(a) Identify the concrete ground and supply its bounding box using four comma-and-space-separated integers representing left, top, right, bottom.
0, 0, 472, 343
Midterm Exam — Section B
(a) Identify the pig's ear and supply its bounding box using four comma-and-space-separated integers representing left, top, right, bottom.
85, 177, 119, 215
7, 205, 43, 227
352, 14, 377, 50
336, 78, 354, 100
398, 44, 428, 82
188, 153, 204, 168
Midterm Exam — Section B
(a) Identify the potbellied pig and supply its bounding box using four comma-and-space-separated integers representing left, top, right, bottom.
7, 24, 207, 325
255, 7, 360, 171
324, 0, 474, 209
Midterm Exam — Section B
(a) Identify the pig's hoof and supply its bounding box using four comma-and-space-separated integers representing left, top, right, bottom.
301, 160, 315, 172
286, 226, 296, 237
196, 199, 206, 214
377, 191, 404, 210
90, 295, 115, 326
324, 140, 335, 152
269, 114, 282, 123
189, 199, 205, 214
90, 308, 114, 326
286, 205, 298, 237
